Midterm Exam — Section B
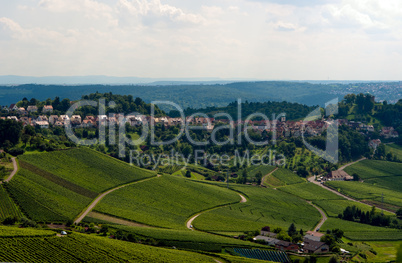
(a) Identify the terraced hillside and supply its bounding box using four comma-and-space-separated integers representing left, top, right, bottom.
7, 148, 155, 222
193, 184, 321, 232
263, 168, 305, 187
94, 175, 241, 229
0, 185, 22, 220
344, 160, 402, 192
18, 148, 155, 192
0, 232, 226, 263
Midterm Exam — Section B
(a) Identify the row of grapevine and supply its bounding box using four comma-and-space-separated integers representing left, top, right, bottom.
0, 185, 22, 220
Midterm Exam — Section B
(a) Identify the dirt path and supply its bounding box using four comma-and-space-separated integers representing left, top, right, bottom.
1, 157, 18, 184
186, 193, 247, 230
338, 157, 366, 171
260, 167, 278, 186
308, 201, 327, 232
74, 175, 160, 224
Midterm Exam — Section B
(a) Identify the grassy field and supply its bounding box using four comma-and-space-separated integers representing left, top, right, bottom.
0, 185, 23, 220
193, 184, 320, 232
0, 225, 55, 237
320, 218, 402, 241
385, 143, 402, 160
326, 181, 402, 208
278, 182, 344, 201
108, 225, 266, 252
0, 233, 226, 263
270, 168, 305, 186
7, 168, 92, 222
19, 147, 155, 193
343, 159, 402, 192
314, 199, 394, 218
95, 175, 240, 229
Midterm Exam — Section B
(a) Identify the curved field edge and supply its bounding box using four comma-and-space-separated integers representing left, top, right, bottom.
18, 147, 155, 193
94, 175, 242, 229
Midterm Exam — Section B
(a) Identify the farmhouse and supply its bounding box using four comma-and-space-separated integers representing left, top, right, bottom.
275, 241, 299, 252
303, 240, 329, 254
260, 226, 278, 238
253, 235, 280, 246
324, 170, 353, 181
9, 104, 18, 111
304, 231, 324, 242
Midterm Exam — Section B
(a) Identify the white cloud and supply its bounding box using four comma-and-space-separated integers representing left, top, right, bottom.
0, 0, 401, 79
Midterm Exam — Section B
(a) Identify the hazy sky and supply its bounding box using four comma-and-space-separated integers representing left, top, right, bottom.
0, 0, 401, 80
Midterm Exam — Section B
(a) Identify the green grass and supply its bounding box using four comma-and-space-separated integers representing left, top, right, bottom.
0, 233, 218, 262
247, 165, 276, 178
0, 185, 23, 220
314, 199, 394, 218
193, 184, 320, 232
278, 182, 344, 201
344, 159, 402, 192
7, 168, 92, 222
385, 143, 402, 160
326, 181, 402, 208
320, 218, 402, 241
18, 147, 155, 193
364, 241, 400, 262
270, 168, 305, 186
95, 175, 240, 229
0, 225, 55, 237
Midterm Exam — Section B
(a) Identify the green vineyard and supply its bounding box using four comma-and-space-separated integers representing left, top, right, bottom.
0, 185, 22, 220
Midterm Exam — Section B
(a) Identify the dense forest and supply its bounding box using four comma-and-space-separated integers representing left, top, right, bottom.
171, 100, 318, 121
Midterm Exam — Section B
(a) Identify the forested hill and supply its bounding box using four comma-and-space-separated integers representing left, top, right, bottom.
0, 82, 336, 109
174, 101, 318, 121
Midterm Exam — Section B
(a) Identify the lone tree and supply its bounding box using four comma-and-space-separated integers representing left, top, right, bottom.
288, 223, 297, 237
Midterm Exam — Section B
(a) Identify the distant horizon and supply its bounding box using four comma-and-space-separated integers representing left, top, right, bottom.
0, 75, 400, 86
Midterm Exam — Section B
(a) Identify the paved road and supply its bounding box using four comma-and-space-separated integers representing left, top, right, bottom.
74, 175, 160, 224
1, 157, 18, 184
186, 193, 247, 230
308, 201, 327, 232
308, 158, 395, 214
260, 167, 278, 186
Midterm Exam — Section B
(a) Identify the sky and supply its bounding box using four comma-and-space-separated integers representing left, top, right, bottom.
0, 0, 402, 80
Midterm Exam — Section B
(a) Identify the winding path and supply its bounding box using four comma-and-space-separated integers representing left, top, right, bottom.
186, 193, 247, 230
308, 201, 327, 232
308, 158, 395, 214
260, 167, 278, 187
1, 157, 18, 184
74, 175, 161, 224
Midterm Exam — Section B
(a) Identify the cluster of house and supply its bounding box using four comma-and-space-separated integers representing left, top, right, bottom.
0, 114, 81, 129
1, 104, 55, 114
253, 226, 332, 254
1, 103, 400, 140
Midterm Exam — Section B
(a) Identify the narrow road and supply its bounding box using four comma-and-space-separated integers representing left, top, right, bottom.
186, 193, 247, 230
308, 158, 395, 214
74, 175, 160, 224
338, 157, 366, 171
1, 157, 18, 184
308, 201, 327, 232
261, 167, 278, 186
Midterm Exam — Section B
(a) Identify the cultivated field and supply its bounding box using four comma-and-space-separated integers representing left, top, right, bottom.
19, 147, 155, 193
95, 175, 241, 229
0, 185, 22, 220
320, 218, 402, 241
193, 184, 320, 232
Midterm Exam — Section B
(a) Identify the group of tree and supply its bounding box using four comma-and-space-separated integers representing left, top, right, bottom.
338, 206, 398, 228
